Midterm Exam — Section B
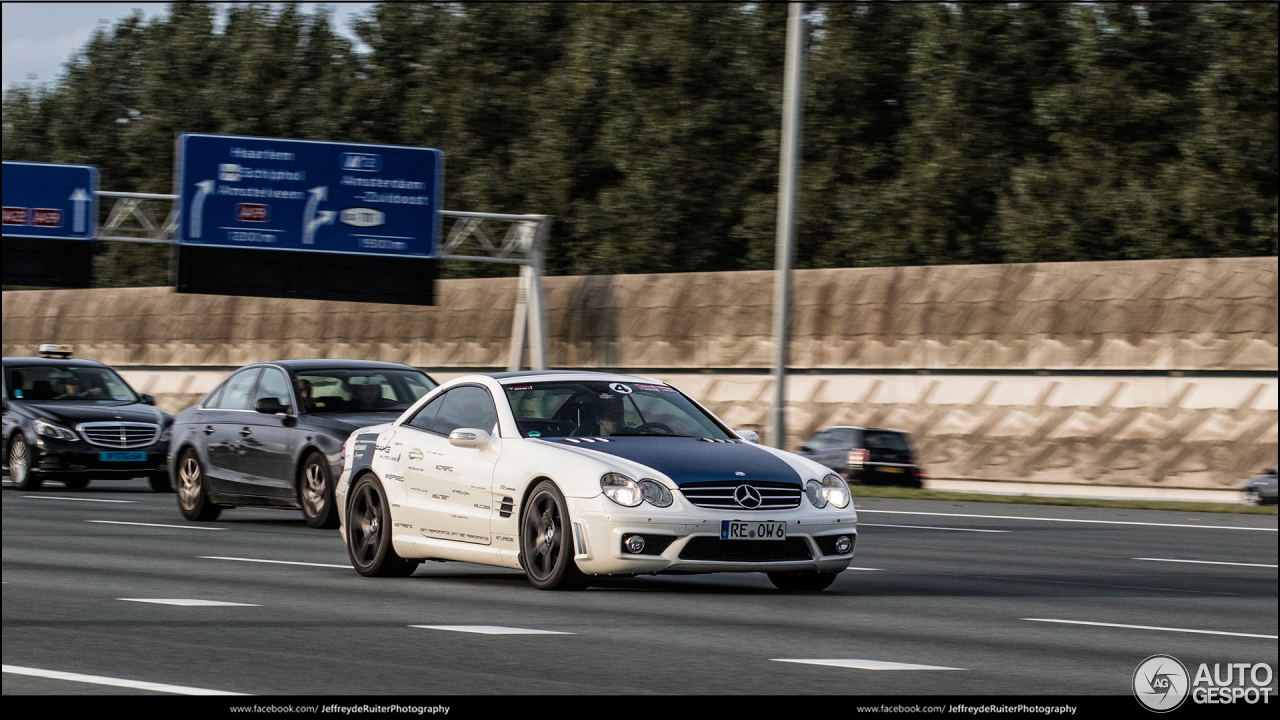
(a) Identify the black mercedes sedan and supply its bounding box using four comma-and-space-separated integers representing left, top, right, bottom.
3, 351, 173, 491
169, 359, 436, 528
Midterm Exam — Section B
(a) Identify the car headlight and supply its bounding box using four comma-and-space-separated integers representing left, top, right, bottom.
807, 474, 851, 509
158, 426, 172, 442
35, 419, 77, 441
639, 479, 673, 508
601, 473, 643, 507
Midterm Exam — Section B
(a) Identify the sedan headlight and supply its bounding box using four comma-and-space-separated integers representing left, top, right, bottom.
35, 419, 77, 441
639, 479, 673, 508
601, 473, 643, 507
807, 474, 851, 509
158, 425, 172, 442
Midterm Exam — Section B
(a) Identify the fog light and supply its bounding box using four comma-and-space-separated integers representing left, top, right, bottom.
623, 534, 646, 554
835, 535, 852, 554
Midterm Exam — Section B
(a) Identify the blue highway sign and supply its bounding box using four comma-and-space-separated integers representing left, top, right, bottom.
2, 161, 99, 241
176, 134, 444, 258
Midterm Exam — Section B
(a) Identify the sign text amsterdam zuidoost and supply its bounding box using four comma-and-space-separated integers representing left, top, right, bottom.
177, 134, 444, 258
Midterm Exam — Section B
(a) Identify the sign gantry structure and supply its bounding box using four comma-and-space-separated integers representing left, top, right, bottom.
2, 135, 550, 371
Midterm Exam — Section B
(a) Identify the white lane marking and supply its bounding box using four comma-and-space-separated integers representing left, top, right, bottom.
1024, 618, 1277, 639
23, 495, 137, 503
858, 509, 1277, 532
2, 664, 246, 696
202, 556, 350, 569
119, 599, 260, 607
860, 522, 1009, 533
843, 567, 884, 572
773, 659, 964, 671
409, 625, 572, 635
89, 520, 224, 531
1133, 557, 1278, 569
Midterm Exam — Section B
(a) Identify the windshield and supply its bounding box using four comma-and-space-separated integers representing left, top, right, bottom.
8, 365, 140, 405
296, 368, 436, 414
504, 380, 731, 439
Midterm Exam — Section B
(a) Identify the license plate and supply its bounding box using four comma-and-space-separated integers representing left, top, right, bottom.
721, 520, 786, 541
880, 466, 904, 473
100, 451, 146, 462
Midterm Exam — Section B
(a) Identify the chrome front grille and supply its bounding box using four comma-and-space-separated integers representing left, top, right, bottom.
679, 481, 802, 510
77, 422, 160, 449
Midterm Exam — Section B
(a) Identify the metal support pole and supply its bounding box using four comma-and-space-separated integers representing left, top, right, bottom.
504, 218, 550, 371
769, 1, 806, 450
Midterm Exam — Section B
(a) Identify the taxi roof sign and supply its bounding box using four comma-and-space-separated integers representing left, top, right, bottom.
38, 344, 73, 358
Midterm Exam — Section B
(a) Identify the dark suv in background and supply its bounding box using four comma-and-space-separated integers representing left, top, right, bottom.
798, 426, 925, 488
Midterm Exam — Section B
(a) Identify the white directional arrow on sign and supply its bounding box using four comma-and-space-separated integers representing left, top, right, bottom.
189, 180, 215, 238
68, 188, 90, 233
302, 186, 337, 245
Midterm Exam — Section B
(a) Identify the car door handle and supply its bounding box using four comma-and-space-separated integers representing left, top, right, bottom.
204, 426, 215, 435
240, 427, 253, 436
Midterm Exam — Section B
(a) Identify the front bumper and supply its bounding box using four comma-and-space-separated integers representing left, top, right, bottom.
567, 496, 858, 576
30, 437, 169, 480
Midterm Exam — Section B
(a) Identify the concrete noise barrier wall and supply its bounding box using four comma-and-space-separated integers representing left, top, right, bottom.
3, 256, 1275, 490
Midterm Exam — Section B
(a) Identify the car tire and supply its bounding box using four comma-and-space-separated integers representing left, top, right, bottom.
62, 477, 91, 489
149, 474, 173, 493
8, 434, 41, 490
768, 570, 839, 592
519, 480, 588, 590
346, 473, 419, 577
299, 451, 338, 529
175, 448, 222, 521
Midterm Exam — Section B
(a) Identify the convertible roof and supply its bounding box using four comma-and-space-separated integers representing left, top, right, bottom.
488, 370, 662, 384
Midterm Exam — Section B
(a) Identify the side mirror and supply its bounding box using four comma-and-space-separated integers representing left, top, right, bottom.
799, 444, 812, 453
139, 393, 156, 406
255, 397, 289, 415
448, 428, 492, 448
735, 430, 760, 444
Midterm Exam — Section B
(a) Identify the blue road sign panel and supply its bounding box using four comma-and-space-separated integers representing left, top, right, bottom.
2, 161, 99, 241
176, 134, 443, 258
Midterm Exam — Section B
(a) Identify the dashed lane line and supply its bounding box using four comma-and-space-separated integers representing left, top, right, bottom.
859, 522, 1009, 533
773, 659, 964, 671
22, 495, 137, 503
857, 509, 1277, 532
2, 664, 246, 695
1024, 618, 1277, 639
1133, 557, 1277, 568
410, 625, 572, 635
843, 567, 885, 571
88, 520, 224, 530
201, 556, 351, 569
119, 599, 260, 607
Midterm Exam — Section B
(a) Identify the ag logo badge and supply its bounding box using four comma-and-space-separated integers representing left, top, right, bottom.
1133, 654, 1189, 712
609, 383, 633, 394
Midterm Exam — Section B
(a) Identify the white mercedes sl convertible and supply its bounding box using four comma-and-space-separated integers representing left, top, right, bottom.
335, 371, 858, 590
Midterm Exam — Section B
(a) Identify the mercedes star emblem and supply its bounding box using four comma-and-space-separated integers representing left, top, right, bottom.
733, 484, 763, 509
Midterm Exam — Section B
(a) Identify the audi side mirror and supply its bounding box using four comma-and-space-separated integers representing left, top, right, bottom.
255, 397, 289, 415
735, 430, 760, 444
448, 428, 491, 449
139, 393, 156, 405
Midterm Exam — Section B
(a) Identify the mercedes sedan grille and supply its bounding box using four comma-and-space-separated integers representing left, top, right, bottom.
679, 481, 802, 510
77, 422, 160, 449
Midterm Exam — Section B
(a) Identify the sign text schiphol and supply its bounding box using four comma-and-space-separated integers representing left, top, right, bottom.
177, 134, 443, 258
1, 161, 99, 241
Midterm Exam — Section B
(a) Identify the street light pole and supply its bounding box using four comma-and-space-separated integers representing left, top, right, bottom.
769, 1, 806, 449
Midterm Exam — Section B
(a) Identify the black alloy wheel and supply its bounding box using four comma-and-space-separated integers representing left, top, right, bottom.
62, 477, 91, 489
299, 451, 338, 529
176, 448, 222, 521
8, 434, 40, 490
768, 570, 839, 592
519, 480, 588, 590
346, 473, 419, 577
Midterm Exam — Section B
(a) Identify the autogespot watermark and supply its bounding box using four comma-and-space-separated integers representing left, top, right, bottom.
1133, 655, 1275, 712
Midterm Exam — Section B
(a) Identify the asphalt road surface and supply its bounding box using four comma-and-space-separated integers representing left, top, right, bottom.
3, 477, 1276, 697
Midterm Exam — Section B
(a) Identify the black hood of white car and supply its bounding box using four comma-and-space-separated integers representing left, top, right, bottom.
549, 436, 805, 487
20, 401, 169, 427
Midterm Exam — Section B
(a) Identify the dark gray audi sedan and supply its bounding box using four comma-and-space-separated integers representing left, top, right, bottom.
169, 360, 436, 527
